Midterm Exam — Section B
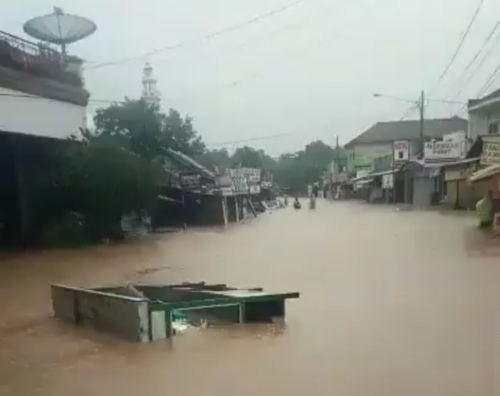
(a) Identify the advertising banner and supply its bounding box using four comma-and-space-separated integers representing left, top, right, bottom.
424, 140, 463, 162
481, 139, 500, 166
180, 172, 201, 190
228, 168, 261, 194
393, 140, 410, 161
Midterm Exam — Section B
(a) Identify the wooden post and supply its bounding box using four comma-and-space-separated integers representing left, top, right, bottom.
235, 196, 240, 223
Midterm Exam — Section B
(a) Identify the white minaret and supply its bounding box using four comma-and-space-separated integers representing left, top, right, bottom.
141, 62, 161, 107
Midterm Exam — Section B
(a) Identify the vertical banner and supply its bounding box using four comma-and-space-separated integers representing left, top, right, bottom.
393, 140, 410, 161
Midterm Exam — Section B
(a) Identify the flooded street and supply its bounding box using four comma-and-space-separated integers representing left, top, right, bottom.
0, 201, 498, 395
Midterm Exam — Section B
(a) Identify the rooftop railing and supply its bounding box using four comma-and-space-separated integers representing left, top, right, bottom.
0, 30, 82, 87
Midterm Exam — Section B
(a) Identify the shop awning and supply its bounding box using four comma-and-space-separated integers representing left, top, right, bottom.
351, 170, 393, 183
354, 178, 373, 186
469, 163, 500, 183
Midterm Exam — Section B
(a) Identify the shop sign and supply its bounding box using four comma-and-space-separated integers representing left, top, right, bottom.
382, 174, 393, 189
228, 169, 249, 193
481, 139, 500, 166
393, 140, 410, 161
249, 185, 261, 194
180, 172, 201, 190
215, 175, 232, 188
244, 168, 261, 183
424, 140, 463, 162
331, 172, 348, 183
356, 169, 370, 179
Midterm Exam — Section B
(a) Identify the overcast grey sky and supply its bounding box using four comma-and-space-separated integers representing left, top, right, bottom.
4, 0, 500, 154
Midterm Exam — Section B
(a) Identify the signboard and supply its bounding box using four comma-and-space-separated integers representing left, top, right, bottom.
180, 172, 201, 190
393, 140, 410, 161
356, 169, 370, 179
481, 139, 500, 166
249, 185, 261, 194
382, 174, 393, 189
245, 168, 261, 183
331, 172, 349, 183
228, 168, 261, 194
424, 140, 463, 162
228, 169, 249, 193
215, 175, 232, 188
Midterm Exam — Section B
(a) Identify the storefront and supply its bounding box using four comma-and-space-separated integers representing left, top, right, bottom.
443, 158, 479, 209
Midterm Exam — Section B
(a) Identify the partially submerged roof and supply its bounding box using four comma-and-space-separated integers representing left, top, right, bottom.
469, 163, 500, 183
345, 116, 468, 148
163, 148, 216, 180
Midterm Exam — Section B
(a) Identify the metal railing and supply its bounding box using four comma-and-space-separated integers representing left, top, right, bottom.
0, 30, 82, 87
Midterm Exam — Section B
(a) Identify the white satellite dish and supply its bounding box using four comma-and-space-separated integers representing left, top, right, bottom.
23, 7, 96, 57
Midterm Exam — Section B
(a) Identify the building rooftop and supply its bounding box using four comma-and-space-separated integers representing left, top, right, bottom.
468, 87, 500, 112
345, 116, 468, 148
0, 30, 83, 86
0, 30, 89, 105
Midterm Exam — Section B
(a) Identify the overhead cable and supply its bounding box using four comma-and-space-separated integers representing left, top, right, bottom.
86, 0, 310, 70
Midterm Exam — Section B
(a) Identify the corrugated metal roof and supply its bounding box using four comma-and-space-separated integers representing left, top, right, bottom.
469, 163, 500, 182
163, 148, 216, 179
345, 117, 467, 148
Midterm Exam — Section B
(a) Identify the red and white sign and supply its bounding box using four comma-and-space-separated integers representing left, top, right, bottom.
393, 140, 410, 161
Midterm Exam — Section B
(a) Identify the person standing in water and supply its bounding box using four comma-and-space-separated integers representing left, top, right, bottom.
476, 190, 494, 228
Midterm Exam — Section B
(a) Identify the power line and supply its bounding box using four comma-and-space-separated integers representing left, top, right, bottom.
434, 0, 486, 87
207, 133, 294, 147
400, 0, 486, 121
450, 25, 500, 101
448, 14, 500, 99
476, 60, 500, 96
86, 0, 310, 70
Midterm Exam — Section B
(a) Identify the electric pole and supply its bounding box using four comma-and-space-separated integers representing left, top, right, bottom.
419, 90, 425, 155
335, 135, 339, 173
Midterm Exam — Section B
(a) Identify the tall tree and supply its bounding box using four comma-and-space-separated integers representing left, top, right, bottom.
93, 99, 206, 160
93, 99, 163, 161
162, 109, 206, 156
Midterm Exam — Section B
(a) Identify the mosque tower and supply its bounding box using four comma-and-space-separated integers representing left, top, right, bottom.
141, 62, 161, 107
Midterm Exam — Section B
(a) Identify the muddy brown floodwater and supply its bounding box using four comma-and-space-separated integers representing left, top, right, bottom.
1, 200, 500, 395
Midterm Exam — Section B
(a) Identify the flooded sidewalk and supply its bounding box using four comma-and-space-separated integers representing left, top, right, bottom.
0, 201, 498, 396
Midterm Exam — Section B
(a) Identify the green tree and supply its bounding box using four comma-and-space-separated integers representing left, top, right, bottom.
273, 140, 334, 193
163, 109, 206, 156
230, 146, 276, 171
196, 148, 231, 172
93, 99, 163, 161
93, 99, 206, 160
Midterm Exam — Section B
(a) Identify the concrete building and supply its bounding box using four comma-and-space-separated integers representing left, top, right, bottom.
345, 117, 468, 174
468, 88, 500, 139
348, 117, 468, 206
0, 29, 90, 244
0, 31, 89, 138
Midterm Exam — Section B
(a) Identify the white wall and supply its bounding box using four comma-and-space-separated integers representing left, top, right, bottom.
0, 87, 86, 139
468, 113, 489, 139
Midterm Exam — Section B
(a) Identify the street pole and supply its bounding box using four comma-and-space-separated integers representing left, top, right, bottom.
419, 90, 425, 155
335, 135, 339, 173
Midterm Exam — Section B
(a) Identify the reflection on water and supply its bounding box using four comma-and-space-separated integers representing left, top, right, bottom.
0, 201, 498, 396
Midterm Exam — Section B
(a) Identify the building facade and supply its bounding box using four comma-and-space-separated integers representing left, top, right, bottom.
0, 29, 90, 244
0, 31, 89, 138
468, 88, 500, 139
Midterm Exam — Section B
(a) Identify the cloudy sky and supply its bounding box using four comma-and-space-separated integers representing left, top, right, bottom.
4, 0, 500, 154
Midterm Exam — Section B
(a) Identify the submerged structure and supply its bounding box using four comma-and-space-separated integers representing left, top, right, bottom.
51, 282, 300, 342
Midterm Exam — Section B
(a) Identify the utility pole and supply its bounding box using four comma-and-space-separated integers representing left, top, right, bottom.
335, 135, 339, 173
419, 90, 425, 155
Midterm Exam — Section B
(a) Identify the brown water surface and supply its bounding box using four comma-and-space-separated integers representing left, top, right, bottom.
0, 201, 498, 395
